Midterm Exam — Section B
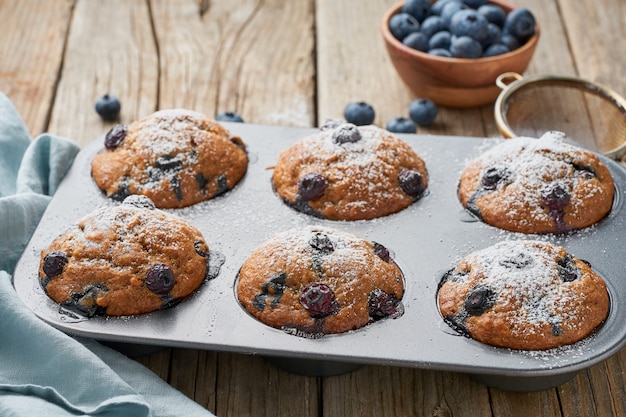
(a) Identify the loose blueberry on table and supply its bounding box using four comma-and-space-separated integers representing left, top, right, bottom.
343, 101, 376, 126
408, 98, 437, 126
386, 116, 416, 134
215, 111, 244, 123
95, 94, 121, 121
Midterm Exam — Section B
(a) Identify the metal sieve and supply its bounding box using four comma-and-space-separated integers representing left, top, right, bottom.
494, 72, 626, 164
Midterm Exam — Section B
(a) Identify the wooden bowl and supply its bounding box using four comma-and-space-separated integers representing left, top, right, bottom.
381, 0, 540, 108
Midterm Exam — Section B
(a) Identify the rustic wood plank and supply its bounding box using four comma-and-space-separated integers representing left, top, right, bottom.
135, 347, 174, 382
0, 0, 73, 137
557, 0, 625, 94
150, 0, 316, 127
215, 353, 319, 417
489, 388, 561, 417
48, 0, 159, 146
322, 366, 492, 417
166, 348, 218, 412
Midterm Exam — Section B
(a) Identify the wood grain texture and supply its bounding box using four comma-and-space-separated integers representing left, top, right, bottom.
322, 366, 492, 417
557, 0, 625, 94
48, 0, 158, 146
150, 0, 316, 127
0, 0, 73, 138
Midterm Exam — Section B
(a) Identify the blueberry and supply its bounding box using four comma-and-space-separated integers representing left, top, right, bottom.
419, 16, 447, 39
42, 251, 67, 277
481, 23, 502, 48
123, 195, 155, 209
409, 98, 437, 126
320, 118, 343, 131
430, 0, 454, 15
450, 9, 489, 42
389, 13, 420, 41
441, 1, 469, 27
373, 242, 391, 263
253, 272, 287, 310
450, 36, 483, 58
500, 33, 521, 51
398, 168, 425, 198
541, 182, 570, 211
64, 284, 107, 317
298, 173, 327, 201
145, 264, 176, 294
558, 255, 581, 282
402, 0, 431, 22
483, 43, 510, 57
299, 283, 338, 318
104, 124, 128, 150
462, 0, 488, 8
572, 163, 597, 179
332, 123, 362, 144
155, 154, 183, 171
428, 48, 453, 57
403, 32, 429, 52
503, 8, 536, 42
215, 111, 244, 123
428, 31, 452, 50
95, 94, 121, 121
478, 4, 506, 27
309, 232, 334, 254
343, 102, 375, 126
194, 241, 210, 258
499, 252, 534, 269
368, 288, 402, 320
481, 166, 510, 190
386, 117, 417, 134
464, 286, 495, 316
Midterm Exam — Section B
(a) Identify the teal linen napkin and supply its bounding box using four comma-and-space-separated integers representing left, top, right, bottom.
0, 92, 215, 417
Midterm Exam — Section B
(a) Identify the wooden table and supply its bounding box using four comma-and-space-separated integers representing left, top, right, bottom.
2, 0, 625, 415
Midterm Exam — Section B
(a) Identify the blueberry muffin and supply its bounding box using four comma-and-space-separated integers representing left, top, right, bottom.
91, 109, 248, 208
458, 131, 614, 234
437, 240, 609, 350
39, 195, 217, 317
272, 121, 428, 220
236, 226, 405, 337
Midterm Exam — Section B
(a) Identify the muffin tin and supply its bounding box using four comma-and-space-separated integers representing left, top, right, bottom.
13, 123, 626, 391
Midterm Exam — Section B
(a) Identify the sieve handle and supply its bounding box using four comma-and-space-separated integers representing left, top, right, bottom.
496, 72, 523, 90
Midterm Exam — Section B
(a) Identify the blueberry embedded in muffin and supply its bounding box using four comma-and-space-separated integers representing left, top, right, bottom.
91, 109, 248, 209
437, 240, 609, 350
271, 122, 429, 221
236, 226, 405, 337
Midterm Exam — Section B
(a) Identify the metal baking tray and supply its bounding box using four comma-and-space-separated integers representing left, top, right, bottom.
13, 123, 626, 391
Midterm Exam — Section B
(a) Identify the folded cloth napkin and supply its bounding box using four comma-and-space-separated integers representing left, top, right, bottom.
0, 92, 215, 417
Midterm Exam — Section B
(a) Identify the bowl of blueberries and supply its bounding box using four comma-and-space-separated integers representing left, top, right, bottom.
382, 0, 539, 108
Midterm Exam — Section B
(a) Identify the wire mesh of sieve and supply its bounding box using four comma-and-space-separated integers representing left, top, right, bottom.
494, 73, 626, 164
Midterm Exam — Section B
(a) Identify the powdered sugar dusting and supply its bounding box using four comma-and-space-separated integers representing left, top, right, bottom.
463, 240, 593, 333
132, 109, 210, 159
468, 131, 612, 224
